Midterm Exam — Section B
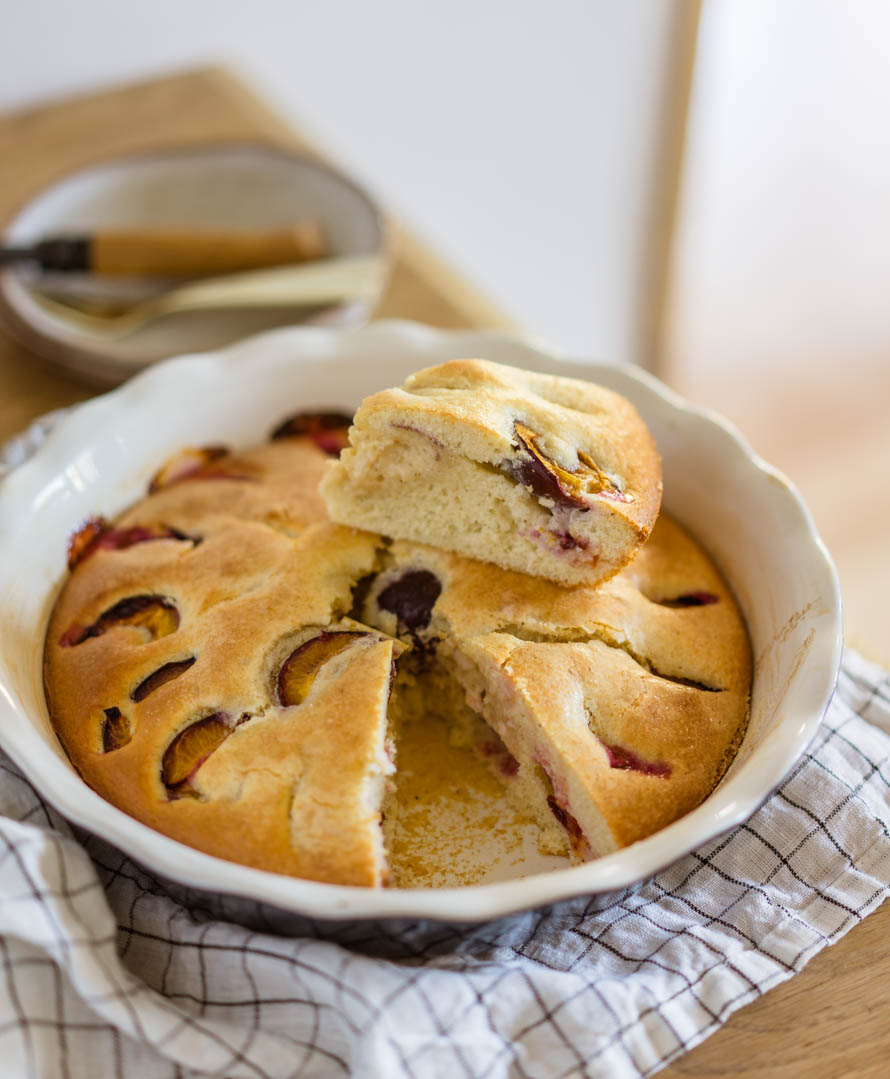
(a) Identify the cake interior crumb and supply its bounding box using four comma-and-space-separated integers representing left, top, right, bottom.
383, 658, 569, 888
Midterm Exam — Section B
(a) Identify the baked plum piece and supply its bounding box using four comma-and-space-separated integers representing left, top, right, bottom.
321, 358, 662, 587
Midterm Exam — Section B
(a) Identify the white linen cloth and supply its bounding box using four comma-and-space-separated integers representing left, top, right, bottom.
2, 416, 889, 1079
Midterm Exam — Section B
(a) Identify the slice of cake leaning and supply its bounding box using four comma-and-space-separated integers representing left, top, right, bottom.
322, 358, 662, 587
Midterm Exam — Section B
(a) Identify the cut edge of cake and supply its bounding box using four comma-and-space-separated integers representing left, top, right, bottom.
321, 358, 663, 588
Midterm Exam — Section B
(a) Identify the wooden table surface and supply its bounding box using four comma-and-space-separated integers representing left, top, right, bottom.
0, 66, 514, 447
1, 68, 887, 1079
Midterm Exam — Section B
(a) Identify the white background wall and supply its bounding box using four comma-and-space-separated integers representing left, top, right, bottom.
3, 2, 888, 650
667, 0, 890, 382
664, 0, 890, 657
0, 0, 683, 363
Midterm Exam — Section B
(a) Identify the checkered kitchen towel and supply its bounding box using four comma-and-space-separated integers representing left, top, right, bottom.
3, 415, 890, 1079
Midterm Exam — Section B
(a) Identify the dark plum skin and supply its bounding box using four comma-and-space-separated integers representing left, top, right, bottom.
502, 421, 631, 510
148, 446, 230, 493
59, 595, 179, 648
505, 454, 586, 509
656, 591, 719, 608
504, 423, 588, 509
270, 411, 354, 455
546, 796, 589, 856
377, 570, 442, 634
101, 707, 132, 752
276, 631, 368, 707
131, 657, 196, 702
603, 742, 672, 778
67, 517, 194, 571
161, 712, 238, 797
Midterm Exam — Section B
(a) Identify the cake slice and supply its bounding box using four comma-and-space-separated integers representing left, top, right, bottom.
322, 358, 662, 587
360, 515, 751, 860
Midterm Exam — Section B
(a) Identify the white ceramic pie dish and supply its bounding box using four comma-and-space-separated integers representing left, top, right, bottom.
0, 321, 842, 922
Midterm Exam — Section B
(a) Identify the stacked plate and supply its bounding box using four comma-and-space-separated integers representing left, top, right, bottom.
0, 143, 389, 385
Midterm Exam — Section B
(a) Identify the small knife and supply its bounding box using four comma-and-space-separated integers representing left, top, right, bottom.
0, 223, 326, 276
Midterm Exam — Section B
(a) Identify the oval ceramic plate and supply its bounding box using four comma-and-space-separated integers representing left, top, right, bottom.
0, 143, 388, 386
0, 322, 842, 921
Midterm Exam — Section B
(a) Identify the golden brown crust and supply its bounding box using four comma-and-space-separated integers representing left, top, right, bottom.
117, 440, 332, 537
385, 516, 749, 692
45, 438, 395, 887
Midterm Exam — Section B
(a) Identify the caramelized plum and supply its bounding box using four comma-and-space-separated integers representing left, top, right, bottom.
602, 742, 671, 778
478, 738, 520, 778
162, 712, 235, 796
60, 595, 179, 647
67, 517, 193, 571
552, 530, 588, 552
546, 796, 590, 858
101, 707, 132, 752
131, 657, 196, 702
656, 591, 719, 608
504, 422, 631, 508
276, 631, 368, 707
147, 445, 253, 492
67, 517, 109, 570
376, 570, 441, 634
58, 623, 90, 648
270, 411, 353, 455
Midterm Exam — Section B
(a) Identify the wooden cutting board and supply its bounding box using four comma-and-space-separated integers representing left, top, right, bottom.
0, 67, 886, 1079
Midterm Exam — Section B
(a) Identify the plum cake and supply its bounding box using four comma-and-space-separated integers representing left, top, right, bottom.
44, 406, 749, 888
321, 358, 663, 587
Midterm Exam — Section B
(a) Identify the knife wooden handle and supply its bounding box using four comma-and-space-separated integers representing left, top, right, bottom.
90, 223, 326, 276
